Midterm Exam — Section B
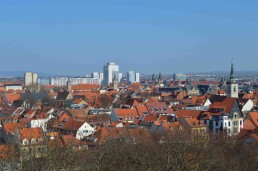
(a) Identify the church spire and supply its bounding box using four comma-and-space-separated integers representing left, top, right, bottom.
230, 60, 234, 81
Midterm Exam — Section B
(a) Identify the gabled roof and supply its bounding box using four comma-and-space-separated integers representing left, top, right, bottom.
207, 96, 237, 114
142, 115, 157, 123
61, 119, 85, 131
176, 110, 203, 119
56, 91, 70, 101
4, 93, 21, 102
17, 127, 45, 144
66, 108, 88, 118
179, 118, 206, 129
243, 119, 256, 130
114, 108, 139, 118
161, 122, 183, 131
71, 84, 100, 91
61, 135, 88, 147
136, 105, 149, 117
3, 122, 25, 134
109, 121, 123, 127
248, 112, 258, 127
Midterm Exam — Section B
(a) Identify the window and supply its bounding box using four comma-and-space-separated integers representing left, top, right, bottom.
228, 122, 231, 126
240, 120, 242, 125
233, 128, 238, 132
233, 86, 236, 93
225, 122, 227, 127
31, 139, 36, 144
234, 121, 238, 125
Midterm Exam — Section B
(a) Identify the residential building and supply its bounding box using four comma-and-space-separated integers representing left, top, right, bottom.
103, 62, 119, 86
38, 77, 51, 85
201, 96, 244, 136
51, 77, 102, 86
4, 84, 22, 91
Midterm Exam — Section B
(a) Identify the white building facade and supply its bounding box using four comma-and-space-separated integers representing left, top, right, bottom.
103, 62, 119, 86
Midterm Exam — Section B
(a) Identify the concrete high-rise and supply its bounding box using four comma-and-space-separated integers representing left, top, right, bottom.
126, 71, 140, 84
103, 62, 119, 86
24, 72, 38, 86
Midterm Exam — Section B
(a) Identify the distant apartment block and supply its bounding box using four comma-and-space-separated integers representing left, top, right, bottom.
38, 77, 51, 85
51, 76, 102, 86
126, 71, 140, 84
24, 72, 38, 86
4, 84, 23, 91
103, 62, 119, 86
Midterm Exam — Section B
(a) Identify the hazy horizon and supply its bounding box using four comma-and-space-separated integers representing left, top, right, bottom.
1, 0, 258, 75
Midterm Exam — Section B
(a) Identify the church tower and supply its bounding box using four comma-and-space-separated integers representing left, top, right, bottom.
112, 75, 118, 91
227, 61, 238, 98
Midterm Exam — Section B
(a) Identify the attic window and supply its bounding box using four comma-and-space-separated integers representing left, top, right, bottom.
23, 139, 29, 145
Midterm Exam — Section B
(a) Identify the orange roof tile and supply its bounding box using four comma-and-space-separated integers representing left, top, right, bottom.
5, 93, 21, 102
61, 119, 85, 131
71, 84, 100, 91
114, 108, 139, 118
243, 119, 256, 130
182, 118, 206, 128
17, 127, 46, 144
3, 122, 25, 134
161, 122, 183, 131
136, 105, 149, 117
249, 112, 258, 127
176, 110, 202, 119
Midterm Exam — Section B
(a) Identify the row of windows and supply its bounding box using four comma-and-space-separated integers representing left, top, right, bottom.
23, 138, 43, 145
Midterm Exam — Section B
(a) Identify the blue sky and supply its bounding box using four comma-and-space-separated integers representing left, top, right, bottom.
0, 0, 258, 75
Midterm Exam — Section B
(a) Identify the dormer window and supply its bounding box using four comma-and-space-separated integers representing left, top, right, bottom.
31, 138, 36, 144
23, 139, 29, 145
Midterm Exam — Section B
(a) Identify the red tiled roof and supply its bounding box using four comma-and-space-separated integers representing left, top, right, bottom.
142, 115, 157, 123
17, 127, 46, 144
248, 112, 258, 127
161, 122, 183, 131
243, 119, 256, 130
71, 84, 100, 91
184, 118, 206, 128
114, 108, 139, 119
136, 105, 149, 117
176, 110, 202, 119
61, 119, 85, 131
5, 93, 21, 102
109, 121, 123, 127
3, 122, 25, 134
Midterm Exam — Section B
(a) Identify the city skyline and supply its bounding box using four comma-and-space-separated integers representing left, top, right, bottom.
1, 0, 258, 75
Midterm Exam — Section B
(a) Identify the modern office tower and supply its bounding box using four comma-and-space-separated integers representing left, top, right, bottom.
126, 71, 140, 84
135, 73, 140, 82
24, 72, 38, 86
103, 62, 119, 86
127, 71, 135, 84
